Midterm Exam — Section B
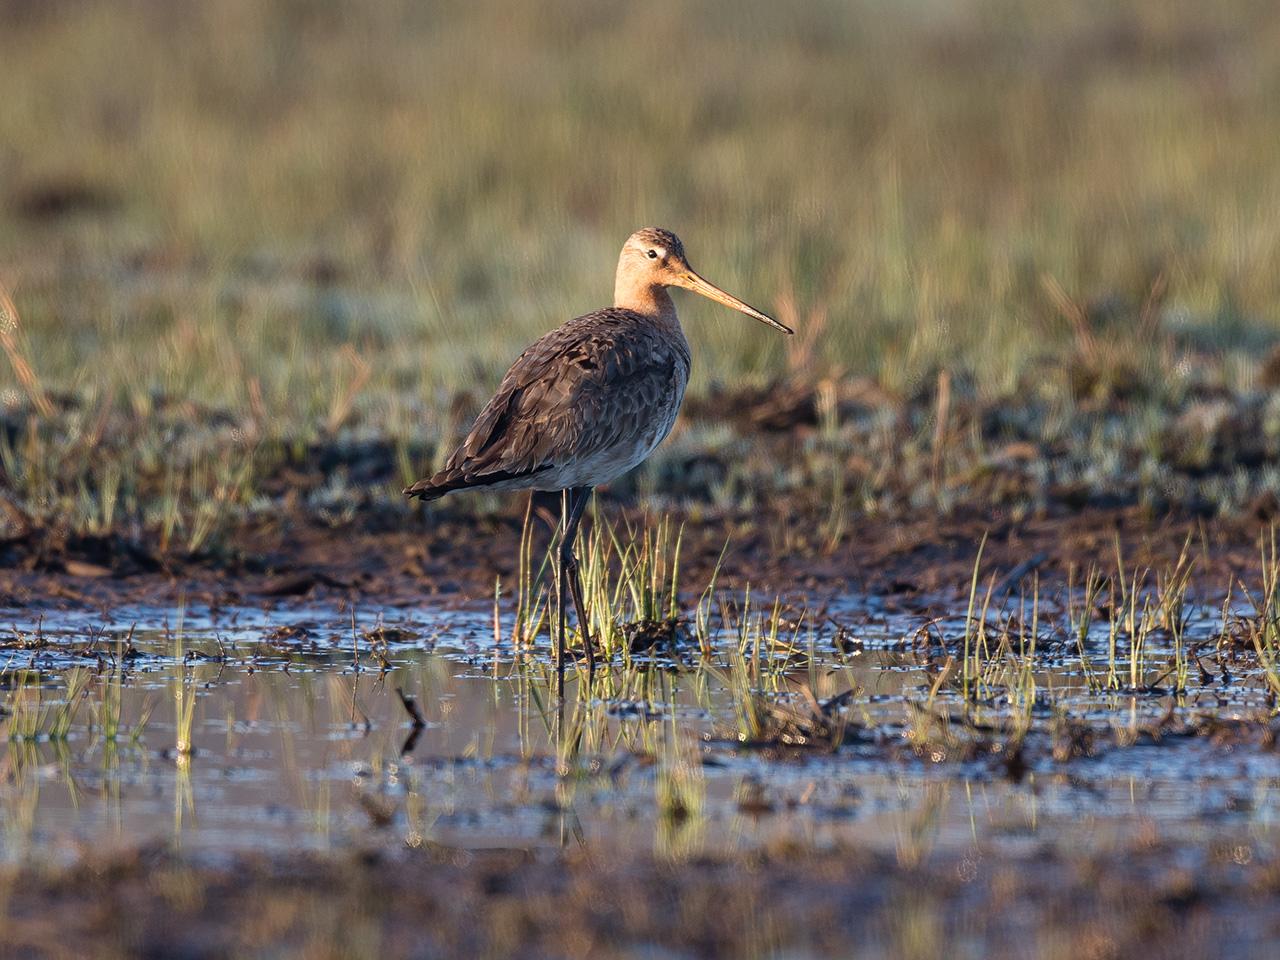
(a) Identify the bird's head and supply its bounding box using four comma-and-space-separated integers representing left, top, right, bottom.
616, 227, 793, 334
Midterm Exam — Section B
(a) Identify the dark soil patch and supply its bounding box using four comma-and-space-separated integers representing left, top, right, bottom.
0, 503, 1269, 614
2, 836, 1276, 959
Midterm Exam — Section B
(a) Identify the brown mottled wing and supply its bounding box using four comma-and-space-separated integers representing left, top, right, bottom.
405, 310, 688, 500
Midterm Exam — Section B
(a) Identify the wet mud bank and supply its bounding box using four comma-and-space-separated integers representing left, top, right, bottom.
6, 499, 1280, 960
1, 502, 1271, 614
3, 837, 1278, 959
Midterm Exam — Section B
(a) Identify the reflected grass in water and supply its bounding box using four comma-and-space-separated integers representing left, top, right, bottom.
7, 526, 1280, 866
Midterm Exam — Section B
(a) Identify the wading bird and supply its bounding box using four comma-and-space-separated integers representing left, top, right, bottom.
406, 228, 791, 696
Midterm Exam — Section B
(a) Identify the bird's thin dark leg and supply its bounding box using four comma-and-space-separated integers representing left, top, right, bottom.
556, 489, 569, 701
562, 487, 595, 682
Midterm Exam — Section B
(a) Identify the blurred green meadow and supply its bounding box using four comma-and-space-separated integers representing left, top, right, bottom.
4, 0, 1280, 544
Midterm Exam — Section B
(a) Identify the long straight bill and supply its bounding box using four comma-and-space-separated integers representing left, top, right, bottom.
678, 271, 793, 334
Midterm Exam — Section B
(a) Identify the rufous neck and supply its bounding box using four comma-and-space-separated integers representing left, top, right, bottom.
614, 275, 675, 320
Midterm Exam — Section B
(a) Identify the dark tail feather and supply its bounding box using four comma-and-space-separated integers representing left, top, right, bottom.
403, 469, 466, 502
403, 464, 550, 502
403, 479, 452, 502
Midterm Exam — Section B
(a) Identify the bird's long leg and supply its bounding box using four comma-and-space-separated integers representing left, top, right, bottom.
556, 489, 569, 701
562, 487, 595, 682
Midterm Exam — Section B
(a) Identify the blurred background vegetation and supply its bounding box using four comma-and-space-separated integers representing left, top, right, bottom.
3, 0, 1280, 545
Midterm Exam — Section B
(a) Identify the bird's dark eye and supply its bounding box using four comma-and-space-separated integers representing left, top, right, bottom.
646, 250, 659, 259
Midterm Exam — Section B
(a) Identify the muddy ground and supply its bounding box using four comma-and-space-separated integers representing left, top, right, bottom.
2, 834, 1275, 960
6, 480, 1280, 960
0, 500, 1271, 615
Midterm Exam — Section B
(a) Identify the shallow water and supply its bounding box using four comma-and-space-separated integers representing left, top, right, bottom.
3, 593, 1280, 866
